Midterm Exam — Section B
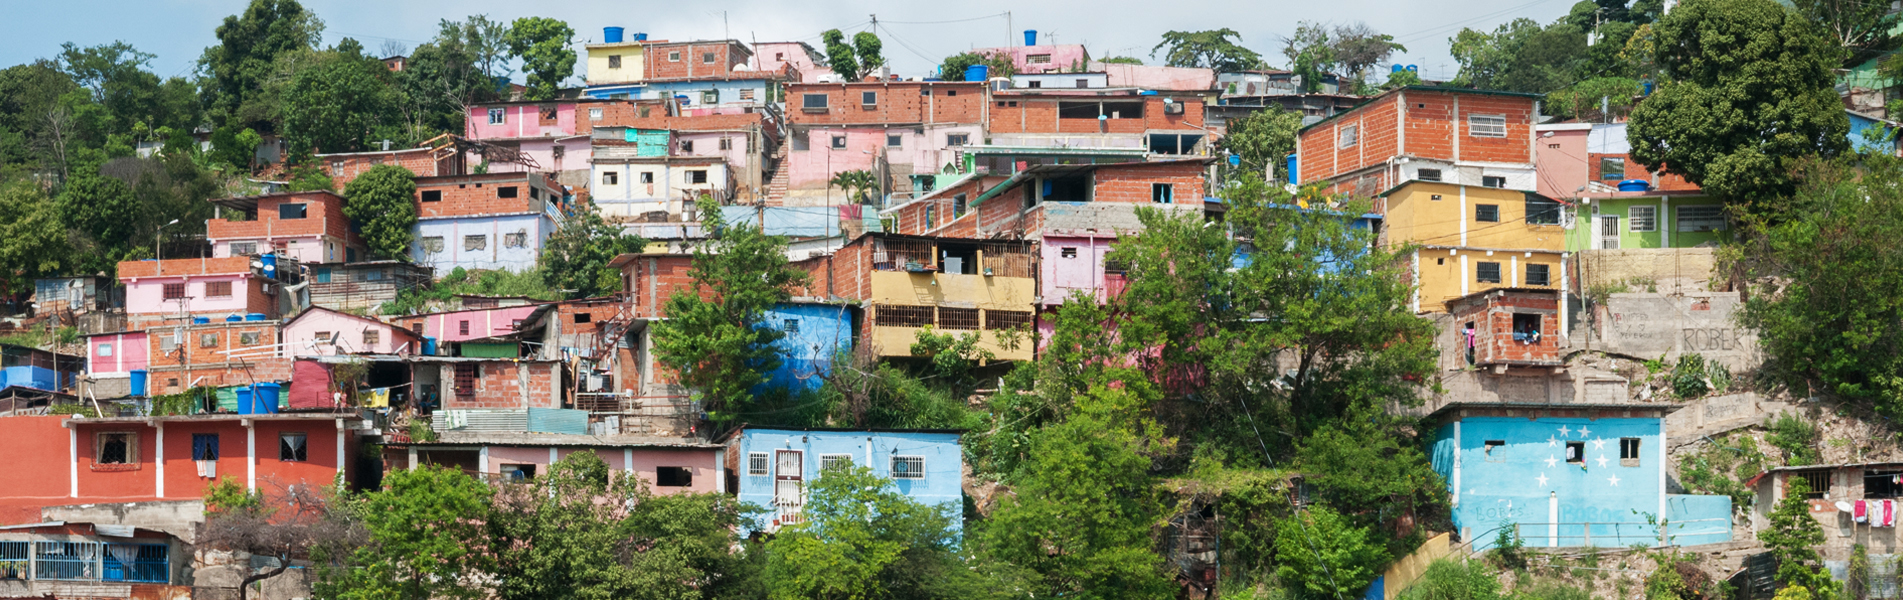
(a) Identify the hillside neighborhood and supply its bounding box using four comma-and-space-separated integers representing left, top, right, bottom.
2, 0, 1903, 598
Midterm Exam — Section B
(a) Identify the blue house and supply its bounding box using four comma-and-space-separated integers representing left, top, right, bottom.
723, 426, 964, 534
760, 302, 856, 394
1847, 110, 1901, 156
1, 344, 82, 394
1428, 402, 1732, 549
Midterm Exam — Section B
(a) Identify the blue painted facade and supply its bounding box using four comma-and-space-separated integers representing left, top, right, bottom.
0, 345, 80, 392
1848, 111, 1900, 155
760, 303, 855, 393
730, 427, 964, 535
411, 213, 557, 276
584, 79, 773, 108
1430, 410, 1731, 549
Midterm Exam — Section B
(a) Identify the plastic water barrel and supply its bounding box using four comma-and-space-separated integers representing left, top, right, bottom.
259, 253, 278, 279
1617, 179, 1653, 192
245, 313, 267, 321
130, 370, 148, 398
633, 32, 648, 41
193, 317, 210, 325
423, 337, 438, 356
1392, 64, 1407, 73
235, 387, 256, 414
225, 314, 243, 322
254, 383, 282, 413
603, 27, 624, 44
964, 64, 988, 83
1024, 30, 1037, 46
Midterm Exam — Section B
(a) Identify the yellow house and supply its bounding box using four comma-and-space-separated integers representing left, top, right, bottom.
1381, 181, 1569, 313
585, 42, 647, 86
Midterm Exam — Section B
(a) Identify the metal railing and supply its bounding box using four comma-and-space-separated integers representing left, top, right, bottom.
30, 541, 168, 583
1510, 518, 1730, 548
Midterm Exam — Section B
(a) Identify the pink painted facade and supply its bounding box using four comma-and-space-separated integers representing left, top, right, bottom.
396, 305, 544, 343
785, 125, 981, 199
751, 42, 828, 82
87, 331, 149, 376
1535, 123, 1593, 199
1093, 62, 1218, 91
475, 445, 722, 494
282, 307, 424, 356
208, 191, 360, 264
466, 104, 579, 140
970, 44, 1091, 75
478, 137, 594, 175
1040, 235, 1126, 306
117, 258, 271, 317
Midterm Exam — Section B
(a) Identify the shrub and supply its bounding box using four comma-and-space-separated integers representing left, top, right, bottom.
1765, 412, 1823, 466
1397, 559, 1502, 600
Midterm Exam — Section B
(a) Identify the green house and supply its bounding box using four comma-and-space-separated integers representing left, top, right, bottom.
1568, 191, 1728, 251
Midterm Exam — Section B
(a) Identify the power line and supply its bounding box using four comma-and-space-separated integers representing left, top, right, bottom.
880, 13, 1010, 26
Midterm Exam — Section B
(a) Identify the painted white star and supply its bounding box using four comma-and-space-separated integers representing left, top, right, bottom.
1578, 426, 1592, 438
1596, 455, 1609, 468
1536, 473, 1549, 487
1547, 436, 1558, 447
1607, 475, 1621, 486
1545, 455, 1559, 468
1591, 438, 1607, 450
1557, 425, 1572, 437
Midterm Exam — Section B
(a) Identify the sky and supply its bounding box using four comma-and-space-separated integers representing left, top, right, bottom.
2, 0, 1582, 84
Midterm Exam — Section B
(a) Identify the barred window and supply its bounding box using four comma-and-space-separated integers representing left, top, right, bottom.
1469, 114, 1508, 138
230, 242, 259, 256
1525, 263, 1551, 286
938, 307, 980, 330
875, 305, 935, 327
748, 452, 769, 475
1629, 206, 1658, 232
891, 456, 924, 479
1525, 196, 1562, 225
1676, 205, 1727, 232
205, 281, 233, 298
363, 330, 380, 346
985, 310, 1032, 331
162, 283, 187, 299
1477, 262, 1503, 283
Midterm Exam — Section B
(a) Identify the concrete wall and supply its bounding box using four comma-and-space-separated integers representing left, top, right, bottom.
412, 213, 555, 275
465, 104, 578, 139
282, 310, 419, 356
1041, 235, 1118, 306
1412, 248, 1566, 313
477, 446, 721, 495
1570, 196, 1728, 252
735, 429, 963, 534
762, 304, 854, 394
1576, 248, 1718, 295
1595, 292, 1758, 370
1386, 182, 1567, 251
584, 44, 646, 86
398, 305, 542, 343
1432, 415, 1674, 549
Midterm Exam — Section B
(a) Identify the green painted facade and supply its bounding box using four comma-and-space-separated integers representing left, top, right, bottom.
1568, 195, 1730, 252
459, 342, 521, 358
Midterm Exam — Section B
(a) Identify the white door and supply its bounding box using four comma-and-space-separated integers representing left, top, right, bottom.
1598, 216, 1621, 250
773, 450, 804, 526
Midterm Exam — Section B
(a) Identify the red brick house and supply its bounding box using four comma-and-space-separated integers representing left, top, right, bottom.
782, 81, 987, 205
1296, 86, 1543, 201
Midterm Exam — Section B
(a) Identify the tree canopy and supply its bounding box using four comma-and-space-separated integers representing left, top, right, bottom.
539, 211, 645, 298
340, 164, 418, 260
504, 17, 575, 101
199, 0, 325, 131
1153, 29, 1266, 72
821, 30, 885, 82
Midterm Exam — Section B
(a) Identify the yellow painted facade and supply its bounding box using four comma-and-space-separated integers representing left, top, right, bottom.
585, 43, 646, 86
869, 326, 1034, 362
1385, 182, 1567, 312
867, 269, 1037, 361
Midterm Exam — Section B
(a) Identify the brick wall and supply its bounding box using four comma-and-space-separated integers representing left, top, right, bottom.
790, 240, 872, 300
207, 191, 353, 241
442, 361, 560, 409
416, 173, 562, 218
145, 357, 293, 395
787, 82, 985, 125
886, 178, 985, 235
988, 95, 1201, 134
645, 41, 751, 81
318, 149, 449, 188
1299, 89, 1538, 196
119, 257, 253, 279
1091, 162, 1208, 204
622, 255, 702, 318
144, 321, 280, 371
1451, 292, 1561, 365
1588, 152, 1700, 191
555, 300, 624, 337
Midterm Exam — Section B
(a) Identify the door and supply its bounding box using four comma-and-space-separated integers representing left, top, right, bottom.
774, 450, 804, 525
1598, 216, 1621, 250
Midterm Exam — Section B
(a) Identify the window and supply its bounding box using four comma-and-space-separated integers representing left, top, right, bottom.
924, 205, 936, 229
1525, 263, 1551, 286
862, 91, 877, 106
1028, 54, 1052, 64
464, 235, 487, 251
239, 332, 260, 346
1565, 441, 1585, 464
891, 456, 924, 479
830, 135, 847, 149
205, 281, 232, 298
687, 170, 708, 184
455, 363, 478, 397
200, 333, 218, 349
1076, 79, 1089, 88
504, 232, 526, 248
820, 454, 853, 473
668, 51, 681, 62
501, 464, 536, 481
782, 319, 798, 333
230, 242, 258, 256
639, 172, 655, 183
985, 310, 1032, 330
421, 190, 442, 202
886, 133, 902, 148
953, 194, 968, 218
1512, 313, 1542, 344
422, 237, 444, 253
681, 140, 695, 153
1152, 183, 1174, 204
1027, 80, 1042, 88
1619, 438, 1642, 466
1676, 205, 1726, 232
1794, 470, 1830, 499
802, 94, 829, 109
608, 55, 622, 69
537, 105, 556, 122
459, 320, 471, 335
1060, 247, 1078, 258
1526, 196, 1562, 225
719, 137, 733, 150
1469, 114, 1508, 138
279, 433, 307, 462
1600, 157, 1626, 181
601, 171, 618, 185
1477, 262, 1502, 283
1484, 440, 1506, 455
192, 433, 219, 461
1418, 168, 1442, 182
315, 331, 332, 344
363, 330, 380, 346
748, 452, 770, 476
498, 186, 519, 199
1475, 204, 1500, 222
589, 107, 603, 120
701, 90, 718, 104
159, 335, 178, 352
656, 466, 693, 486
162, 283, 186, 299
97, 432, 136, 465
875, 305, 935, 327
331, 161, 344, 177
1865, 470, 1903, 499
939, 307, 980, 330
278, 203, 307, 219
739, 88, 755, 101
1629, 206, 1657, 232
1482, 176, 1506, 188
488, 108, 505, 125
98, 343, 112, 357
1338, 124, 1358, 148
702, 52, 716, 64
946, 133, 970, 146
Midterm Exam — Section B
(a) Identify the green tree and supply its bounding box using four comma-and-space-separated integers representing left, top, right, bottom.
538, 211, 645, 298
340, 164, 417, 259
209, 125, 263, 170
1215, 105, 1302, 183
57, 173, 141, 261
0, 61, 80, 169
1298, 415, 1447, 554
1448, 20, 1587, 94
1099, 56, 1144, 65
200, 481, 362, 600
828, 169, 877, 204
199, 0, 325, 131
1793, 0, 1902, 68
1546, 77, 1644, 121
400, 17, 508, 136
317, 466, 492, 600
765, 463, 979, 600
0, 182, 70, 296
1626, 0, 1847, 210
652, 197, 810, 422
1284, 22, 1407, 93
504, 17, 575, 101
1759, 477, 1837, 597
1274, 506, 1389, 600
938, 51, 1016, 81
1154, 29, 1265, 72
282, 44, 401, 154
821, 30, 885, 82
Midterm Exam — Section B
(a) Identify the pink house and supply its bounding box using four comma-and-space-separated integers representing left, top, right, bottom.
969, 44, 1091, 75
1040, 234, 1127, 306
1535, 122, 1594, 199
388, 439, 724, 493
282, 307, 424, 356
784, 125, 981, 205
752, 41, 828, 82
395, 305, 544, 343
117, 257, 276, 319
208, 191, 363, 264
85, 331, 149, 376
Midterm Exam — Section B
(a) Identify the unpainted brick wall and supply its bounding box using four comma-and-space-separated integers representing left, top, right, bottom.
146, 358, 294, 395
443, 361, 560, 409
320, 150, 447, 188
790, 239, 872, 300
622, 255, 703, 318
416, 173, 561, 218
786, 82, 985, 125
1090, 162, 1207, 204
988, 95, 1203, 134
644, 41, 751, 80
1300, 90, 1538, 196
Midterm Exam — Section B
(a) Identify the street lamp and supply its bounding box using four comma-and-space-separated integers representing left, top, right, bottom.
155, 219, 179, 260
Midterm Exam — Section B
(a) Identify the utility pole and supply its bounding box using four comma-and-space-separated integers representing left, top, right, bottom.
1007, 11, 1013, 47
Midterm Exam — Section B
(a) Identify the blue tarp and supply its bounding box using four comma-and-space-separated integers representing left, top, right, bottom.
719, 206, 855, 238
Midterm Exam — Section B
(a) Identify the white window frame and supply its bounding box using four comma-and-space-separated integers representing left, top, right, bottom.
1338, 124, 1358, 148
589, 107, 603, 120
819, 454, 854, 473
487, 108, 505, 125
1628, 206, 1658, 232
891, 455, 925, 479
1469, 114, 1508, 138
1676, 205, 1727, 232
747, 452, 770, 476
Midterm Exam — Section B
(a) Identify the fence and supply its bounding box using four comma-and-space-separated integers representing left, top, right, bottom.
3, 541, 168, 584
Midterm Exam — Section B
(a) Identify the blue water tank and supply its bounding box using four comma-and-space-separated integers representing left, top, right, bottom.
225, 314, 243, 322
964, 64, 988, 83
130, 370, 148, 398
259, 253, 278, 279
1642, 80, 1655, 96
1392, 64, 1406, 73
245, 313, 267, 321
1287, 155, 1299, 184
253, 383, 282, 413
193, 317, 210, 325
603, 27, 624, 44
633, 32, 649, 41
1024, 30, 1038, 46
423, 337, 438, 356
235, 386, 255, 414
1618, 179, 1653, 192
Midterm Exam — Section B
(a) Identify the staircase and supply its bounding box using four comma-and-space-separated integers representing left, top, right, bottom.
763, 144, 790, 204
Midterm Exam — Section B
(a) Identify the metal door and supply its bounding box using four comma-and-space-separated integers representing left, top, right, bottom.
1598, 216, 1621, 249
774, 450, 804, 524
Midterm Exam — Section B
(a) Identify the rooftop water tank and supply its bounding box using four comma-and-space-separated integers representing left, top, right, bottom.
1024, 30, 1038, 46
259, 253, 278, 279
1618, 179, 1653, 192
244, 313, 268, 321
633, 32, 649, 41
1392, 64, 1406, 73
965, 64, 988, 83
226, 314, 243, 322
603, 27, 624, 44
193, 316, 210, 325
